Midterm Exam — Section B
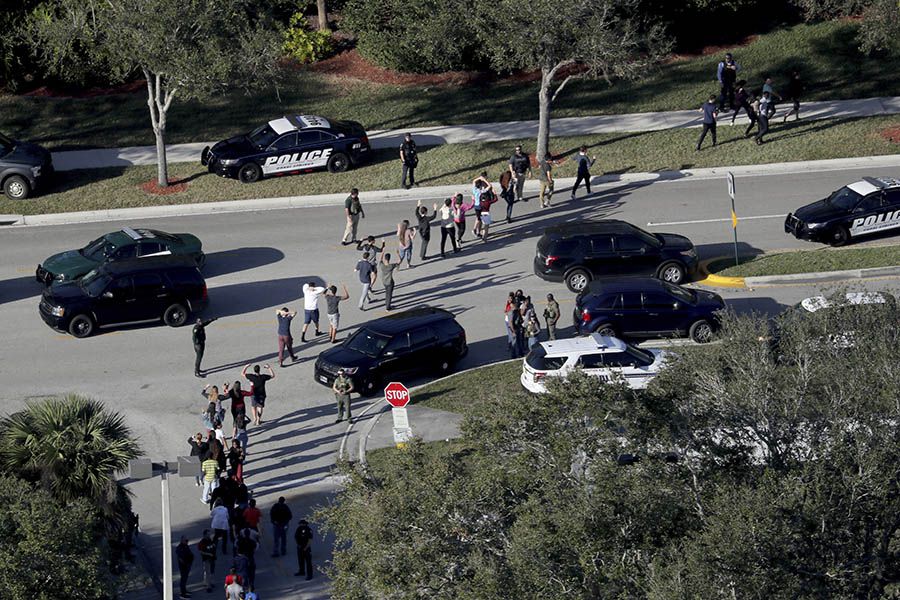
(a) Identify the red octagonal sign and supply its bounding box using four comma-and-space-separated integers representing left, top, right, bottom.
384, 381, 410, 408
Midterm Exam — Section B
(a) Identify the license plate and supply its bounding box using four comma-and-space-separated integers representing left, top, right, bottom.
319, 376, 328, 383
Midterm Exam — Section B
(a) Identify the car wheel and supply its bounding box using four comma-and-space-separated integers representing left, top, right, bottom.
435, 356, 455, 376
3, 175, 31, 200
829, 226, 850, 247
238, 163, 262, 184
327, 152, 350, 173
689, 319, 714, 343
163, 303, 188, 327
358, 376, 380, 397
658, 261, 685, 284
200, 146, 211, 166
68, 314, 95, 338
565, 269, 591, 293
595, 323, 617, 338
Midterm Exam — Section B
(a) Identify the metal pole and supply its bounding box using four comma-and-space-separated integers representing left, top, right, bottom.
732, 195, 739, 267
161, 471, 174, 600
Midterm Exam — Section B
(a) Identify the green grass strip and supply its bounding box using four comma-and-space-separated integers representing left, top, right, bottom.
716, 245, 900, 277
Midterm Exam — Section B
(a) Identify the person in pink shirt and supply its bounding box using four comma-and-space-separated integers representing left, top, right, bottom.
452, 193, 474, 245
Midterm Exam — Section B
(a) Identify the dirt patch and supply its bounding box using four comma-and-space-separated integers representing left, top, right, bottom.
880, 125, 900, 144
669, 35, 759, 62
140, 179, 189, 195
22, 80, 146, 99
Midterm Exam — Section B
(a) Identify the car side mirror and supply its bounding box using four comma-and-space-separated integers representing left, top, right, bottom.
384, 350, 395, 357
103, 291, 114, 299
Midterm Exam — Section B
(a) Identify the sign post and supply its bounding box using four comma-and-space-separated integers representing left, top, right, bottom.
384, 382, 413, 448
727, 171, 739, 266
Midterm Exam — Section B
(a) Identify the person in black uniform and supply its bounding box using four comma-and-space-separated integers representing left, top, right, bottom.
399, 133, 418, 189
294, 518, 314, 579
508, 145, 531, 202
193, 317, 217, 378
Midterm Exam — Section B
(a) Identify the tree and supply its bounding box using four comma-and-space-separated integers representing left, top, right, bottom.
316, 0, 329, 31
476, 0, 670, 161
0, 394, 141, 527
858, 0, 900, 55
28, 0, 284, 186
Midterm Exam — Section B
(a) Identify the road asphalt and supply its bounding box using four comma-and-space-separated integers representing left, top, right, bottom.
49, 96, 900, 171
2, 163, 900, 599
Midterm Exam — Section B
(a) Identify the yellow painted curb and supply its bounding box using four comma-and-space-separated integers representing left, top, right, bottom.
695, 257, 746, 289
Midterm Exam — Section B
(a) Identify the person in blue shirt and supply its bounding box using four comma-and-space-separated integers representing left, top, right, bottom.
570, 146, 596, 200
696, 95, 719, 151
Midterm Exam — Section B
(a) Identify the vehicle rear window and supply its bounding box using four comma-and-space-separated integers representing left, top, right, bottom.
589, 236, 613, 252
548, 239, 579, 255
525, 346, 566, 370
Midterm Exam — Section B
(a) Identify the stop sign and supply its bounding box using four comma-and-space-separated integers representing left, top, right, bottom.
384, 381, 410, 408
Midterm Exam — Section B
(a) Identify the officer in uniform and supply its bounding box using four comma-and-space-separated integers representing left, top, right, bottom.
508, 145, 531, 202
294, 518, 314, 580
543, 293, 560, 340
193, 317, 217, 378
332, 369, 354, 423
400, 133, 418, 189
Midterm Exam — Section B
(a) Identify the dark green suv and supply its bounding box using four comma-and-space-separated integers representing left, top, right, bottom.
36, 227, 204, 285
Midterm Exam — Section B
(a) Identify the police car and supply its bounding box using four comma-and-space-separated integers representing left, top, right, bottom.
785, 176, 900, 246
521, 334, 667, 393
200, 115, 371, 183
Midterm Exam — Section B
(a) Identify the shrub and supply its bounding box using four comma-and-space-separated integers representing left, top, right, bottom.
282, 12, 334, 64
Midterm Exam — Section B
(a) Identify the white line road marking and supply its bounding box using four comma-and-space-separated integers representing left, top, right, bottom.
647, 213, 785, 227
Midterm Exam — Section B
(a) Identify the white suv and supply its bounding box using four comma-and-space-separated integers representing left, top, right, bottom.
520, 334, 667, 393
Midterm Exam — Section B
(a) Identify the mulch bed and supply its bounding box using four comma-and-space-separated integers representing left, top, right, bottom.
880, 125, 900, 144
22, 80, 146, 98
140, 179, 189, 195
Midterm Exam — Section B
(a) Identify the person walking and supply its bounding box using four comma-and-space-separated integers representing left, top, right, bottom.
227, 439, 245, 482
479, 184, 498, 242
270, 497, 293, 557
197, 530, 217, 593
716, 52, 739, 112
325, 284, 350, 343
762, 76, 781, 119
415, 200, 438, 260
224, 572, 243, 600
504, 292, 516, 354
543, 293, 560, 340
730, 80, 754, 125
571, 146, 596, 199
696, 95, 718, 151
471, 174, 488, 237
301, 281, 326, 342
201, 448, 220, 505
380, 250, 400, 311
226, 381, 252, 438
400, 133, 418, 189
508, 301, 524, 358
333, 368, 354, 423
275, 307, 298, 367
508, 145, 531, 202
294, 519, 314, 580
754, 91, 771, 145
210, 500, 230, 554
453, 193, 474, 245
242, 499, 262, 532
341, 188, 365, 245
355, 252, 376, 311
242, 364, 274, 426
397, 220, 417, 269
439, 198, 459, 257
537, 157, 554, 208
188, 433, 208, 487
516, 303, 530, 357
176, 536, 195, 599
525, 314, 541, 351
192, 317, 217, 378
356, 236, 384, 263
782, 70, 803, 122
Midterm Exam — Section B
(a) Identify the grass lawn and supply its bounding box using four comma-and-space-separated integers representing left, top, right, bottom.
715, 245, 900, 277
410, 360, 522, 414
0, 21, 896, 150
4, 114, 899, 216
364, 438, 473, 478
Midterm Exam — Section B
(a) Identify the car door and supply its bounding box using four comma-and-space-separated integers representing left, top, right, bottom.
614, 235, 661, 276
109, 243, 138, 262
137, 240, 171, 258
848, 192, 887, 238
262, 132, 299, 175
576, 352, 613, 384
583, 235, 617, 276
131, 272, 168, 320
379, 333, 411, 379
295, 131, 334, 170
408, 326, 440, 374
617, 292, 645, 336
602, 349, 655, 389
95, 275, 135, 324
641, 291, 682, 335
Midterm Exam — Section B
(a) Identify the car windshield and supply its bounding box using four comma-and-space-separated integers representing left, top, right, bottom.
80, 236, 115, 261
826, 186, 863, 211
525, 345, 566, 370
625, 345, 655, 365
662, 281, 696, 303
79, 269, 111, 297
0, 132, 13, 159
344, 328, 391, 357
248, 124, 279, 148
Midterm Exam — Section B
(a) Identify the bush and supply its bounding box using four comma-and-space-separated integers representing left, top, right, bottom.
857, 0, 900, 55
282, 12, 334, 64
793, 0, 872, 20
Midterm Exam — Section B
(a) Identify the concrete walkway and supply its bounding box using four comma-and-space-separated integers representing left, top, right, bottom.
51, 96, 900, 171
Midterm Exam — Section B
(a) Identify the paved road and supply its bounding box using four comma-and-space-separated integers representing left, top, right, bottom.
1, 164, 899, 598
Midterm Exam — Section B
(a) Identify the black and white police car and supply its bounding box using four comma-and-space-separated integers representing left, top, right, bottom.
200, 115, 371, 183
785, 176, 900, 246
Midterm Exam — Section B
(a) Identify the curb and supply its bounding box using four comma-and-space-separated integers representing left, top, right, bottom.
744, 265, 900, 286
695, 258, 746, 288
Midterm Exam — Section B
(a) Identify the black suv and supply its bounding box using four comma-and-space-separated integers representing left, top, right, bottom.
1, 132, 54, 199
313, 306, 467, 396
575, 277, 724, 343
534, 220, 699, 292
39, 257, 208, 338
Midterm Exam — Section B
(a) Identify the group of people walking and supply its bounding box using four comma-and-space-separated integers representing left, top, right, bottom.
505, 290, 561, 358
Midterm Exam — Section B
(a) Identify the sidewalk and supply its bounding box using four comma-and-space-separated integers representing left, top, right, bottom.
51, 96, 900, 171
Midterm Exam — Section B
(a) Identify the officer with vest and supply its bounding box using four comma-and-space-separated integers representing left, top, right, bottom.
294, 518, 314, 579
400, 133, 418, 189
508, 145, 531, 202
332, 369, 354, 423
193, 317, 217, 377
543, 293, 560, 340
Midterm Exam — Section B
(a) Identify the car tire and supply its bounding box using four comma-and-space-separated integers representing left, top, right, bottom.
595, 323, 617, 337
658, 261, 686, 284
829, 226, 850, 247
68, 314, 95, 338
565, 269, 591, 293
327, 152, 350, 173
357, 375, 380, 397
689, 319, 714, 343
200, 146, 211, 166
238, 163, 262, 184
163, 303, 189, 327
435, 356, 455, 376
3, 175, 31, 200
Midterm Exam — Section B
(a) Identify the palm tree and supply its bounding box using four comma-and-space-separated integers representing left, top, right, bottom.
0, 395, 141, 525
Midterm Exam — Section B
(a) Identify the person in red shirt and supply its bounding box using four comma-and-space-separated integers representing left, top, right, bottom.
242, 499, 262, 531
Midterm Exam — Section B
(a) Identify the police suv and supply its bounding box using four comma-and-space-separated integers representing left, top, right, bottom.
201, 115, 371, 183
785, 176, 900, 246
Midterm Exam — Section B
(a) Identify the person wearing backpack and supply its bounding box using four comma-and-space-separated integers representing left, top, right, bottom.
341, 188, 365, 245
400, 133, 418, 189
294, 519, 315, 580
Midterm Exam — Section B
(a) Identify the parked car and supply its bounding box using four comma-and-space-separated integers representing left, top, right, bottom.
574, 277, 724, 343
313, 306, 467, 396
521, 334, 667, 393
533, 219, 699, 292
201, 114, 371, 183
36, 226, 204, 285
784, 176, 900, 246
39, 256, 208, 338
0, 131, 54, 199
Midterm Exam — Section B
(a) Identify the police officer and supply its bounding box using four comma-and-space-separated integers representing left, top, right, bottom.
400, 133, 418, 189
543, 293, 560, 340
294, 518, 314, 580
332, 369, 354, 423
508, 145, 531, 202
193, 317, 217, 378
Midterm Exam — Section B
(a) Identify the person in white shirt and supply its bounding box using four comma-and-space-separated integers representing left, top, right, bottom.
301, 282, 327, 342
